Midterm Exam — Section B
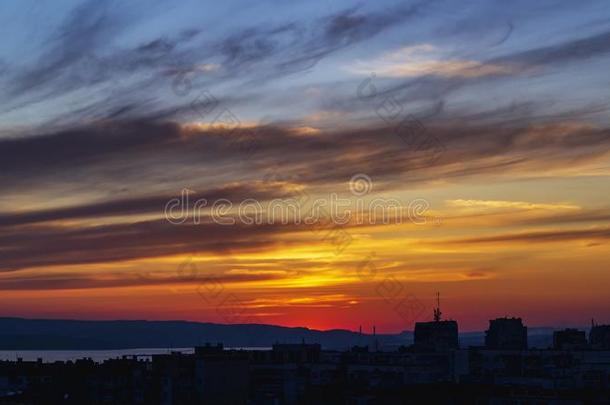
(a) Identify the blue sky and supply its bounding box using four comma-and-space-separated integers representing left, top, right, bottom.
1, 0, 609, 134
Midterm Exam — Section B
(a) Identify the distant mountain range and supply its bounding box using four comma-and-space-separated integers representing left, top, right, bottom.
0, 317, 567, 350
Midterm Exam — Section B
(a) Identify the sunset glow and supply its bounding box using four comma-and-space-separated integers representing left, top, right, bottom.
1, 0, 610, 334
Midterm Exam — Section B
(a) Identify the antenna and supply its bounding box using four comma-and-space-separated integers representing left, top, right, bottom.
433, 292, 442, 322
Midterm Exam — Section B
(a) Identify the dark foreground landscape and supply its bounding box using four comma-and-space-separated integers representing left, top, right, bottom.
1, 316, 610, 404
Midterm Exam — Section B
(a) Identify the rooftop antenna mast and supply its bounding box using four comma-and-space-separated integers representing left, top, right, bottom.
433, 292, 442, 322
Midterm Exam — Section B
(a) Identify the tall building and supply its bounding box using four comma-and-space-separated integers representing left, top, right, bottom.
553, 328, 588, 350
485, 317, 528, 350
414, 293, 458, 351
194, 344, 249, 405
590, 323, 610, 350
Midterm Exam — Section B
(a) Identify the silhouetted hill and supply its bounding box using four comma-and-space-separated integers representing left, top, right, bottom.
0, 318, 407, 350
0, 318, 564, 350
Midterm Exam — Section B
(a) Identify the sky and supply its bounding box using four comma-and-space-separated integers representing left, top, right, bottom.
1, 0, 610, 332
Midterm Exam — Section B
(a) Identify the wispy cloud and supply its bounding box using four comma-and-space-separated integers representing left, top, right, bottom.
347, 45, 516, 78
444, 227, 610, 245
446, 199, 580, 212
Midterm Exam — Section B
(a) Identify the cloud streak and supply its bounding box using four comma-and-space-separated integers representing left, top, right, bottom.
444, 227, 610, 245
348, 45, 516, 78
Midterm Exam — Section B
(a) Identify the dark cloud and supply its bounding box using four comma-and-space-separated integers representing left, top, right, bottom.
2, 115, 610, 194
0, 183, 287, 228
0, 219, 302, 272
0, 271, 280, 291
512, 209, 610, 227
213, 2, 432, 83
492, 30, 610, 68
274, 3, 426, 75
0, 121, 181, 180
445, 227, 610, 245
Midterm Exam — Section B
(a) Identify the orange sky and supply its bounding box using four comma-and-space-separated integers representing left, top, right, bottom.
2, 167, 610, 332
2, 1, 610, 333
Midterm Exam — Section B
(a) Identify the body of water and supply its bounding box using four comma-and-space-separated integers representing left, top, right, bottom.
0, 347, 270, 363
